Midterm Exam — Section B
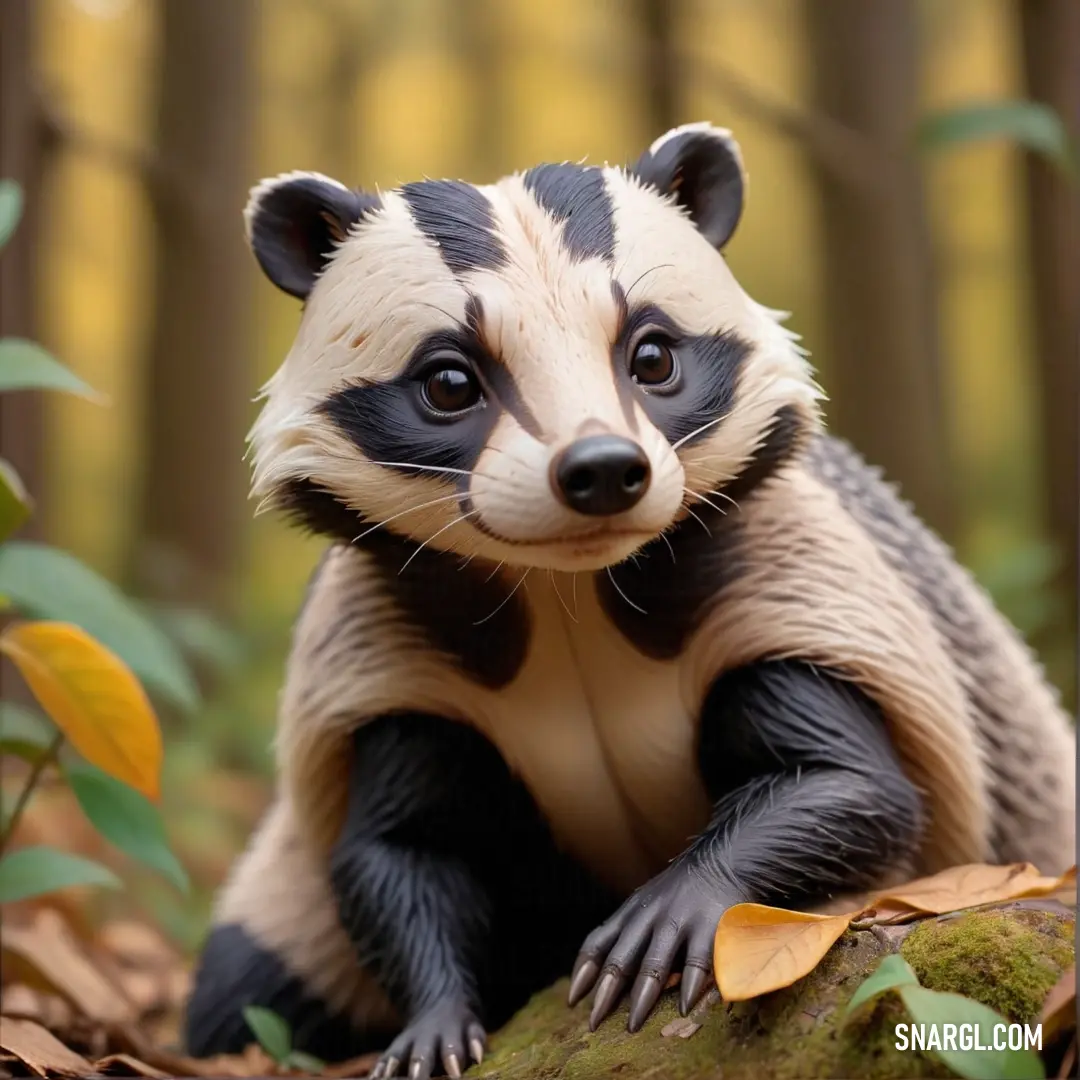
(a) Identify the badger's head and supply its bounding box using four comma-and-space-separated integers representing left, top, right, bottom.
246, 123, 822, 573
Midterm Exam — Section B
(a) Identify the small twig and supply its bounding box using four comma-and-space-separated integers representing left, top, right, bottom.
0, 731, 63, 856
678, 50, 886, 191
33, 85, 170, 203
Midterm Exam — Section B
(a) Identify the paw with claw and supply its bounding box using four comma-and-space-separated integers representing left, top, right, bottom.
371, 1000, 486, 1079
567, 862, 730, 1033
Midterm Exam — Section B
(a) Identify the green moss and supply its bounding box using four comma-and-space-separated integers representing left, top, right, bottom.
471, 909, 1074, 1078
475, 933, 947, 1079
900, 907, 1075, 1023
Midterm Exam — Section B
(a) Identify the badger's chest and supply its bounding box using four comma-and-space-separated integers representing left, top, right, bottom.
469, 571, 712, 894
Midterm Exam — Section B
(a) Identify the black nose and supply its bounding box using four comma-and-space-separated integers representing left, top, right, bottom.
553, 435, 652, 516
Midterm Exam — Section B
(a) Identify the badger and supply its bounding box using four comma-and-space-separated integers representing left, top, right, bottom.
185, 123, 1076, 1079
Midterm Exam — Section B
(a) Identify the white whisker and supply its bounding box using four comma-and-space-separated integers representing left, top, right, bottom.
670, 409, 734, 452
683, 505, 712, 537
703, 487, 741, 511
684, 487, 727, 516
352, 491, 464, 543
399, 509, 480, 575
369, 460, 476, 479
549, 570, 578, 624
606, 567, 647, 614
474, 568, 531, 626
658, 530, 677, 563
484, 559, 506, 584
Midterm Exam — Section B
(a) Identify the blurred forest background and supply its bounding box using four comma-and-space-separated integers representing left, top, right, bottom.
1, 0, 1077, 955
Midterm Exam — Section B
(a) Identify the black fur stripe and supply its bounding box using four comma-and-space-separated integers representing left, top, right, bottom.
597, 405, 804, 659
401, 180, 507, 275
272, 478, 530, 689
185, 923, 386, 1060
612, 303, 754, 448
523, 164, 616, 262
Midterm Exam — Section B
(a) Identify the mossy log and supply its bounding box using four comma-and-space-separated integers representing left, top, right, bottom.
472, 902, 1074, 1080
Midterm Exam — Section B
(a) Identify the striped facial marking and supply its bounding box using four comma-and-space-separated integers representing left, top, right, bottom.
245, 128, 822, 572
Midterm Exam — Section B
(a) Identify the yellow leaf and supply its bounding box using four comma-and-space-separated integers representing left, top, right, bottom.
863, 862, 1075, 918
0, 620, 162, 800
714, 903, 854, 1001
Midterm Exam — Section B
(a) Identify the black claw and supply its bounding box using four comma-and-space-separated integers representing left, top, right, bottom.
679, 965, 709, 1016
589, 971, 624, 1031
627, 972, 663, 1032
568, 956, 600, 1006
469, 1037, 485, 1065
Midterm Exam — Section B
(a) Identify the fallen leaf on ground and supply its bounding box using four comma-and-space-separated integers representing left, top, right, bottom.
714, 904, 853, 1001
1039, 964, 1077, 1044
92, 1053, 170, 1077
0, 985, 74, 1032
860, 862, 1076, 921
0, 1017, 94, 1078
713, 861, 1076, 1002
1, 908, 135, 1024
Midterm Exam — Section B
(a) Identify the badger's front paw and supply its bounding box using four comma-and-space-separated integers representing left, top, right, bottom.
371, 1000, 486, 1079
567, 861, 731, 1033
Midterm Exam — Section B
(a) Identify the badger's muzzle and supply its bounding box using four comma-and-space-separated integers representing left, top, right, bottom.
551, 435, 652, 516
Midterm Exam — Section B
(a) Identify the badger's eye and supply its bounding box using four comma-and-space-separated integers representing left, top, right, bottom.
630, 337, 677, 386
422, 367, 482, 414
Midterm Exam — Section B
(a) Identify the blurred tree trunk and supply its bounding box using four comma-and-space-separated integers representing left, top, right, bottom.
129, 0, 256, 615
317, 2, 367, 181
0, 0, 47, 540
803, 0, 955, 541
1018, 0, 1079, 700
633, 0, 679, 137
0, 0, 47, 711
457, 0, 503, 182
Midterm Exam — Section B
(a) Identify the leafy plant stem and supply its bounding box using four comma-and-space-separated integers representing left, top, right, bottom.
0, 729, 63, 855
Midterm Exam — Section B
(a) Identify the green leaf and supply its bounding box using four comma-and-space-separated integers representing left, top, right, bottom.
65, 760, 189, 893
0, 338, 102, 399
0, 703, 56, 763
242, 1005, 293, 1064
917, 101, 1076, 176
897, 984, 1045, 1080
843, 953, 920, 1021
0, 457, 32, 541
0, 845, 121, 903
285, 1050, 327, 1073
0, 180, 22, 250
148, 604, 248, 675
0, 541, 199, 713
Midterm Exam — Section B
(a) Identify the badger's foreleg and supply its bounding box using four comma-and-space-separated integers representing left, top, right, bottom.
570, 659, 925, 1033
331, 712, 613, 1080
330, 714, 494, 1080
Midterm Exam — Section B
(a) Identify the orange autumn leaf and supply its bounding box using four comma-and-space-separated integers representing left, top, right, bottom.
713, 903, 854, 1002
0, 620, 162, 800
863, 862, 1076, 919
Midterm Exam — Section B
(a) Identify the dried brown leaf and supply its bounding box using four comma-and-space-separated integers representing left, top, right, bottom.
863, 862, 1076, 918
713, 903, 854, 1001
97, 922, 180, 971
1039, 964, 1077, 1044
1, 909, 135, 1024
0, 986, 73, 1034
93, 1054, 170, 1078
0, 1017, 95, 1078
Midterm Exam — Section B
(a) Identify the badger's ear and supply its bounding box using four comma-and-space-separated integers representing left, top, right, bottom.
243, 172, 382, 300
630, 123, 745, 250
